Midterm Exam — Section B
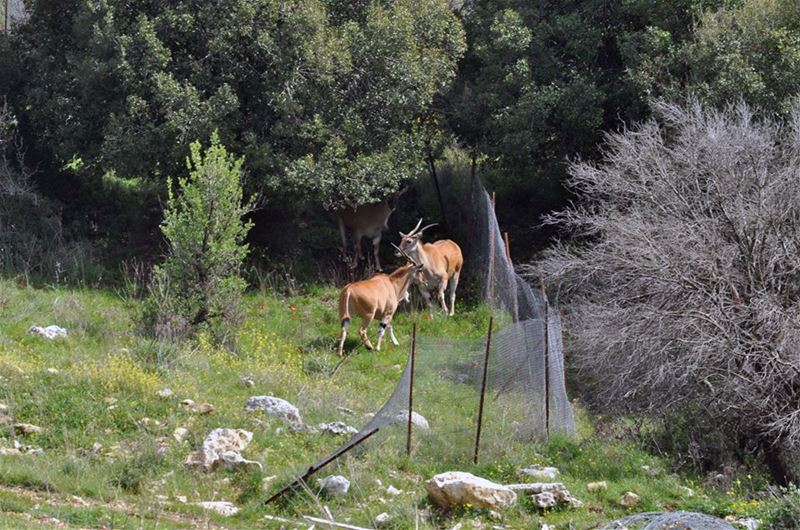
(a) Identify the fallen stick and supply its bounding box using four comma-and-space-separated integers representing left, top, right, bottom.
264, 513, 376, 530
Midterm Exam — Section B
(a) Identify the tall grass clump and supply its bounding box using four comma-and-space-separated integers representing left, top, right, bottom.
142, 132, 254, 344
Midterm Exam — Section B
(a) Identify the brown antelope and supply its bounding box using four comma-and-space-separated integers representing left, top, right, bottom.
334, 188, 407, 271
396, 219, 463, 316
336, 250, 421, 357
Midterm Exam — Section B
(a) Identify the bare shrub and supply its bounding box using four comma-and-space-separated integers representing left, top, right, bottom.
536, 99, 800, 485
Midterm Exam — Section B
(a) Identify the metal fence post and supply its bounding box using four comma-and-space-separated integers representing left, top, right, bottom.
473, 316, 494, 464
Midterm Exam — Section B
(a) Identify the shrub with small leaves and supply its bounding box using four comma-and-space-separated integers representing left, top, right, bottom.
143, 131, 254, 342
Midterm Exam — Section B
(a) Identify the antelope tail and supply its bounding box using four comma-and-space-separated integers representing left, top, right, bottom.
338, 287, 352, 327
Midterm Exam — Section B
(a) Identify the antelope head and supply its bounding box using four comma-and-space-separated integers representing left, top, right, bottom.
395, 218, 437, 257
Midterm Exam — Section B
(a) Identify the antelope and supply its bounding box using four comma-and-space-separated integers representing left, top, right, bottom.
395, 219, 463, 316
336, 249, 421, 357
334, 188, 407, 271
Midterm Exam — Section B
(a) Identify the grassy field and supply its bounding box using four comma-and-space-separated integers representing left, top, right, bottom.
0, 279, 770, 529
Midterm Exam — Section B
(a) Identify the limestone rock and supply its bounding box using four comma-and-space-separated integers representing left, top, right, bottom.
532, 491, 557, 509
587, 481, 608, 491
180, 399, 215, 414
13, 423, 42, 436
317, 475, 350, 496
172, 427, 189, 443
240, 376, 256, 388
184, 428, 261, 472
246, 396, 302, 425
519, 465, 559, 481
196, 501, 238, 516
374, 512, 393, 527
619, 491, 640, 507
156, 388, 174, 399
27, 325, 67, 339
317, 421, 358, 436
424, 472, 517, 510
393, 410, 430, 430
507, 483, 582, 509
386, 485, 402, 496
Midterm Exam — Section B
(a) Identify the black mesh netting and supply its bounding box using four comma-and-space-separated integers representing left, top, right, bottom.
601, 512, 738, 530
268, 172, 576, 501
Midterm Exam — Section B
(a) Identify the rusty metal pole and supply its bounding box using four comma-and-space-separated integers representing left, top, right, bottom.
406, 323, 417, 457
473, 317, 494, 464
540, 275, 550, 438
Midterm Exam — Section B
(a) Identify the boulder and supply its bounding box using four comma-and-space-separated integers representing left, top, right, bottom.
519, 465, 559, 480
619, 491, 640, 507
317, 422, 358, 436
507, 483, 582, 509
27, 325, 67, 339
246, 396, 302, 425
184, 428, 261, 472
393, 410, 430, 430
196, 501, 238, 516
424, 472, 517, 510
317, 475, 350, 496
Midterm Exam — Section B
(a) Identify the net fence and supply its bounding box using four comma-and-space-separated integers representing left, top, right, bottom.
268, 170, 575, 501
600, 512, 738, 530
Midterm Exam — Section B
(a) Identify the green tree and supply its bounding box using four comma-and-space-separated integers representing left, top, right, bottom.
1, 0, 465, 211
625, 0, 800, 115
148, 132, 253, 341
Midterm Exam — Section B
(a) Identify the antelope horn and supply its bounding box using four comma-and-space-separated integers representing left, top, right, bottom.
391, 243, 419, 267
407, 218, 423, 237
418, 223, 438, 234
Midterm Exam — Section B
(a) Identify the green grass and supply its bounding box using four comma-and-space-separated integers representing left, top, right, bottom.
0, 279, 774, 528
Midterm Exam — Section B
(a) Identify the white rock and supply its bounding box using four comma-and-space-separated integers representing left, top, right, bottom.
180, 399, 214, 414
157, 388, 174, 399
619, 491, 640, 507
386, 485, 402, 496
394, 410, 430, 430
27, 325, 67, 339
220, 450, 263, 471
532, 491, 557, 509
317, 475, 350, 496
587, 481, 608, 491
424, 472, 517, 510
519, 465, 559, 480
196, 501, 238, 516
46, 368, 59, 375
172, 427, 189, 443
246, 396, 303, 424
240, 376, 255, 387
176, 495, 187, 503
317, 421, 358, 436
374, 512, 392, 527
337, 406, 354, 416
184, 428, 261, 472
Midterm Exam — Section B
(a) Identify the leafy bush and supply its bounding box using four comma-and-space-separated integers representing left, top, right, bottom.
763, 487, 800, 529
142, 132, 254, 343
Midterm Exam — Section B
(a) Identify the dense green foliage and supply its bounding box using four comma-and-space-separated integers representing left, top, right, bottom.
145, 133, 253, 341
2, 0, 465, 210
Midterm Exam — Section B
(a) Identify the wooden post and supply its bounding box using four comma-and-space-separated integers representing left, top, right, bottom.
491, 191, 496, 210
473, 317, 494, 464
406, 323, 417, 457
504, 232, 511, 262
540, 275, 550, 438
